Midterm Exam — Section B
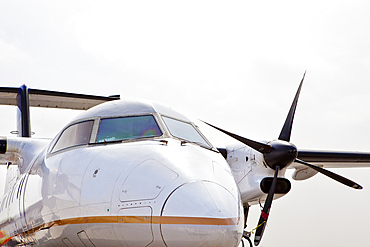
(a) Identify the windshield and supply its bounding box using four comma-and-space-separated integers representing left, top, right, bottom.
162, 116, 211, 148
52, 120, 94, 153
96, 115, 162, 143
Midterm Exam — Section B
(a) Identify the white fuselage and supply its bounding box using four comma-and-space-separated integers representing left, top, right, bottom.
0, 99, 244, 246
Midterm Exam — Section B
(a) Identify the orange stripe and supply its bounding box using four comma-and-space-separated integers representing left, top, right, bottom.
153, 216, 239, 225
45, 215, 239, 226
11, 215, 240, 239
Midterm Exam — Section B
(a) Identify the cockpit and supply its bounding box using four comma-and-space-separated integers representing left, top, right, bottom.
96, 115, 162, 143
49, 100, 213, 154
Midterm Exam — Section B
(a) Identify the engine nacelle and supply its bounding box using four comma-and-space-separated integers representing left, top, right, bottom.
225, 143, 291, 205
0, 137, 6, 154
291, 165, 319, 180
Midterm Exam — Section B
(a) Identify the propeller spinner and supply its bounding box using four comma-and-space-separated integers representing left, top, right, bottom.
203, 72, 362, 246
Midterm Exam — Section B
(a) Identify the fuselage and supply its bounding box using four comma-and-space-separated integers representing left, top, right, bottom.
0, 99, 244, 246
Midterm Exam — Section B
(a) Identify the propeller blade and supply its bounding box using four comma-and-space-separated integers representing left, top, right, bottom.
202, 121, 272, 154
295, 159, 363, 189
278, 71, 306, 142
254, 166, 279, 246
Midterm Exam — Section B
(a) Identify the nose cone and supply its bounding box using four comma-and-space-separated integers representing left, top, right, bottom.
160, 181, 243, 247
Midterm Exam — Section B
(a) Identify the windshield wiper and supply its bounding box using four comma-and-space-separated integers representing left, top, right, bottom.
90, 138, 168, 146
180, 140, 215, 151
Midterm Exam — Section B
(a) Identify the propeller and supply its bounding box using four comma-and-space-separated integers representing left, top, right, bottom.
278, 71, 305, 142
203, 72, 363, 246
254, 166, 279, 246
295, 159, 362, 189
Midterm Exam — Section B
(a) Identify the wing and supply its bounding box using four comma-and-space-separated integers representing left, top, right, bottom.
0, 85, 120, 137
296, 150, 370, 168
0, 87, 120, 110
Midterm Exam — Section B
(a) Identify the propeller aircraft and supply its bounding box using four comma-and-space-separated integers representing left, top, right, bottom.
0, 74, 370, 247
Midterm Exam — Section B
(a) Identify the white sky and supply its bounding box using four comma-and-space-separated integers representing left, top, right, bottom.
1, 1, 370, 246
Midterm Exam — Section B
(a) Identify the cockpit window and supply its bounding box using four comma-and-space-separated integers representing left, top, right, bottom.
162, 116, 211, 148
96, 115, 162, 143
52, 120, 94, 153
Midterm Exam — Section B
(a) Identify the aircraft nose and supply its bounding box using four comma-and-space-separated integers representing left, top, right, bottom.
160, 180, 243, 247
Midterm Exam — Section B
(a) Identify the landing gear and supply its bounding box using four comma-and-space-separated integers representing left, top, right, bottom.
241, 206, 253, 247
241, 230, 253, 247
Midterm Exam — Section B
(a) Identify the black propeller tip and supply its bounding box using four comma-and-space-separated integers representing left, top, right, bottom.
353, 184, 363, 190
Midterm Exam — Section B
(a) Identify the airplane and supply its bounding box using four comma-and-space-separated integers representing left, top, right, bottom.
0, 74, 370, 247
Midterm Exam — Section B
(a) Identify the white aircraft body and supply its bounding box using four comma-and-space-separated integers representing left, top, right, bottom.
1, 76, 370, 247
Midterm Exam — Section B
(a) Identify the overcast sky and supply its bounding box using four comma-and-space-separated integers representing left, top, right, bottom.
1, 1, 370, 246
